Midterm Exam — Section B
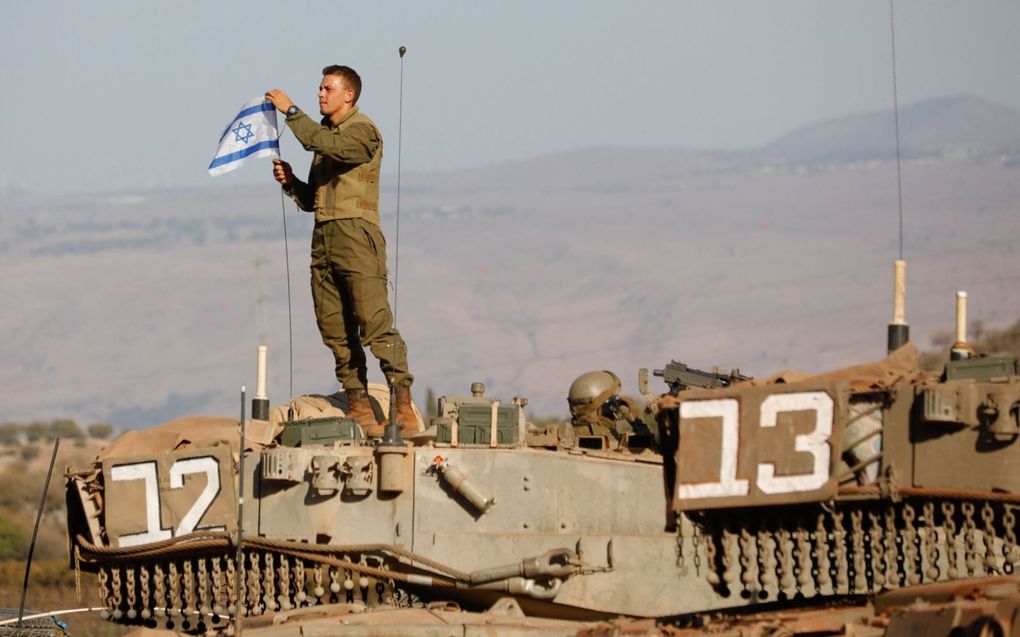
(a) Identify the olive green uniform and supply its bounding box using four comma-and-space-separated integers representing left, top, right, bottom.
282, 106, 413, 390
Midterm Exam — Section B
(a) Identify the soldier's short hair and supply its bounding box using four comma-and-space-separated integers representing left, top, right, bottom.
322, 65, 362, 104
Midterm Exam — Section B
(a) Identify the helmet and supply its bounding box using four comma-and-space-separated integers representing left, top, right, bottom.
567, 370, 621, 418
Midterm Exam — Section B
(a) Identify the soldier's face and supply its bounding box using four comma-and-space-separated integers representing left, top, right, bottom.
319, 75, 352, 121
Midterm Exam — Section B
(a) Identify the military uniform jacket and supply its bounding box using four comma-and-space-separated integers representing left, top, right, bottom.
283, 106, 383, 226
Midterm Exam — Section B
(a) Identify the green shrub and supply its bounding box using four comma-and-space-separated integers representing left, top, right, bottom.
49, 419, 85, 439
0, 513, 26, 559
87, 423, 115, 439
0, 423, 23, 445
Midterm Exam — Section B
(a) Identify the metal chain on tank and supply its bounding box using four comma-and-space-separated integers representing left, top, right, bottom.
901, 502, 920, 585
938, 501, 954, 574
329, 562, 342, 600
224, 555, 237, 616
125, 566, 137, 619
153, 563, 167, 621
1004, 505, 1019, 574
962, 501, 979, 576
813, 513, 832, 594
831, 509, 849, 594
921, 500, 940, 580
197, 557, 211, 619
277, 553, 292, 611
139, 564, 151, 620
692, 523, 703, 575
168, 561, 182, 618
981, 503, 999, 574
867, 510, 886, 588
294, 557, 307, 606
183, 559, 197, 618
739, 526, 758, 595
702, 526, 719, 585
312, 564, 325, 601
675, 522, 686, 571
794, 524, 813, 593
211, 557, 225, 617
757, 521, 778, 592
357, 556, 371, 603
263, 551, 277, 611
97, 567, 110, 613
850, 510, 867, 593
882, 506, 901, 587
775, 527, 796, 596
247, 550, 263, 615
110, 566, 124, 619
720, 526, 738, 589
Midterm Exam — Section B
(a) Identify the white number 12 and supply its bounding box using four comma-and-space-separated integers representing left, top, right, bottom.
110, 455, 224, 547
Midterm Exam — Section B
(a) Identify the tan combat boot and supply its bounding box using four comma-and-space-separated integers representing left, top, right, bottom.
346, 388, 384, 438
394, 386, 419, 434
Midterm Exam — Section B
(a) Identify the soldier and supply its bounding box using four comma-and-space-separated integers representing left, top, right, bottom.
566, 370, 657, 448
265, 65, 416, 436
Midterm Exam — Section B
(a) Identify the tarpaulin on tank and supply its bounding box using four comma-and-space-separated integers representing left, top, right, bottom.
95, 415, 279, 464
744, 342, 926, 392
267, 383, 423, 430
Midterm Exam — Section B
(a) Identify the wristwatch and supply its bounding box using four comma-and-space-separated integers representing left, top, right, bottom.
286, 105, 299, 117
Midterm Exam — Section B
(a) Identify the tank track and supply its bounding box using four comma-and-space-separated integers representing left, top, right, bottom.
689, 490, 1020, 604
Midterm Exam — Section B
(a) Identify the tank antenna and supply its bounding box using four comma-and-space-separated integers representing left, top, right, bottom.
393, 45, 407, 326
252, 345, 270, 420
888, 0, 905, 260
233, 386, 247, 635
884, 0, 909, 354
888, 260, 909, 352
951, 291, 972, 360
384, 46, 408, 446
15, 437, 60, 634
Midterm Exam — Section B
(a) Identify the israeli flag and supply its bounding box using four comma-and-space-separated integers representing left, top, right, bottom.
208, 98, 280, 176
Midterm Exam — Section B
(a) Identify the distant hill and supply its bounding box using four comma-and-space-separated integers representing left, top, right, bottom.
762, 95, 1020, 165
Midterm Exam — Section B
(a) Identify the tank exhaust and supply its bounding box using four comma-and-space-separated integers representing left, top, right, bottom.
252, 345, 270, 421
887, 259, 910, 353
950, 291, 972, 361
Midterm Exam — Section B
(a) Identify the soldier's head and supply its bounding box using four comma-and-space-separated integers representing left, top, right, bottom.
567, 370, 621, 421
319, 65, 362, 122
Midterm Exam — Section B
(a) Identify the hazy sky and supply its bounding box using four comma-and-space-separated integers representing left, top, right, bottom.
2, 1, 1018, 194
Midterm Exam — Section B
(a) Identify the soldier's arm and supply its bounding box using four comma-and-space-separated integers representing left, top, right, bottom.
273, 158, 315, 211
284, 176, 315, 212
285, 113, 379, 164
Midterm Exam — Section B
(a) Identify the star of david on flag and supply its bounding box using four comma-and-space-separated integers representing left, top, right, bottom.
208, 97, 280, 176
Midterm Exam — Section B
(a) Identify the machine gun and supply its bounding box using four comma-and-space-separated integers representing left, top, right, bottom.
653, 360, 751, 396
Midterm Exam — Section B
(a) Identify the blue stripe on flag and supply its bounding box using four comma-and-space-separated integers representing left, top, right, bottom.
208, 139, 280, 170
218, 101, 276, 143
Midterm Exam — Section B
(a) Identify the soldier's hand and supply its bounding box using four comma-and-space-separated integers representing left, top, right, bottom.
272, 159, 294, 186
264, 88, 294, 113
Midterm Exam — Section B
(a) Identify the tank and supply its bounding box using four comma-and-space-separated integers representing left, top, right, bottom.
61, 280, 1020, 636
